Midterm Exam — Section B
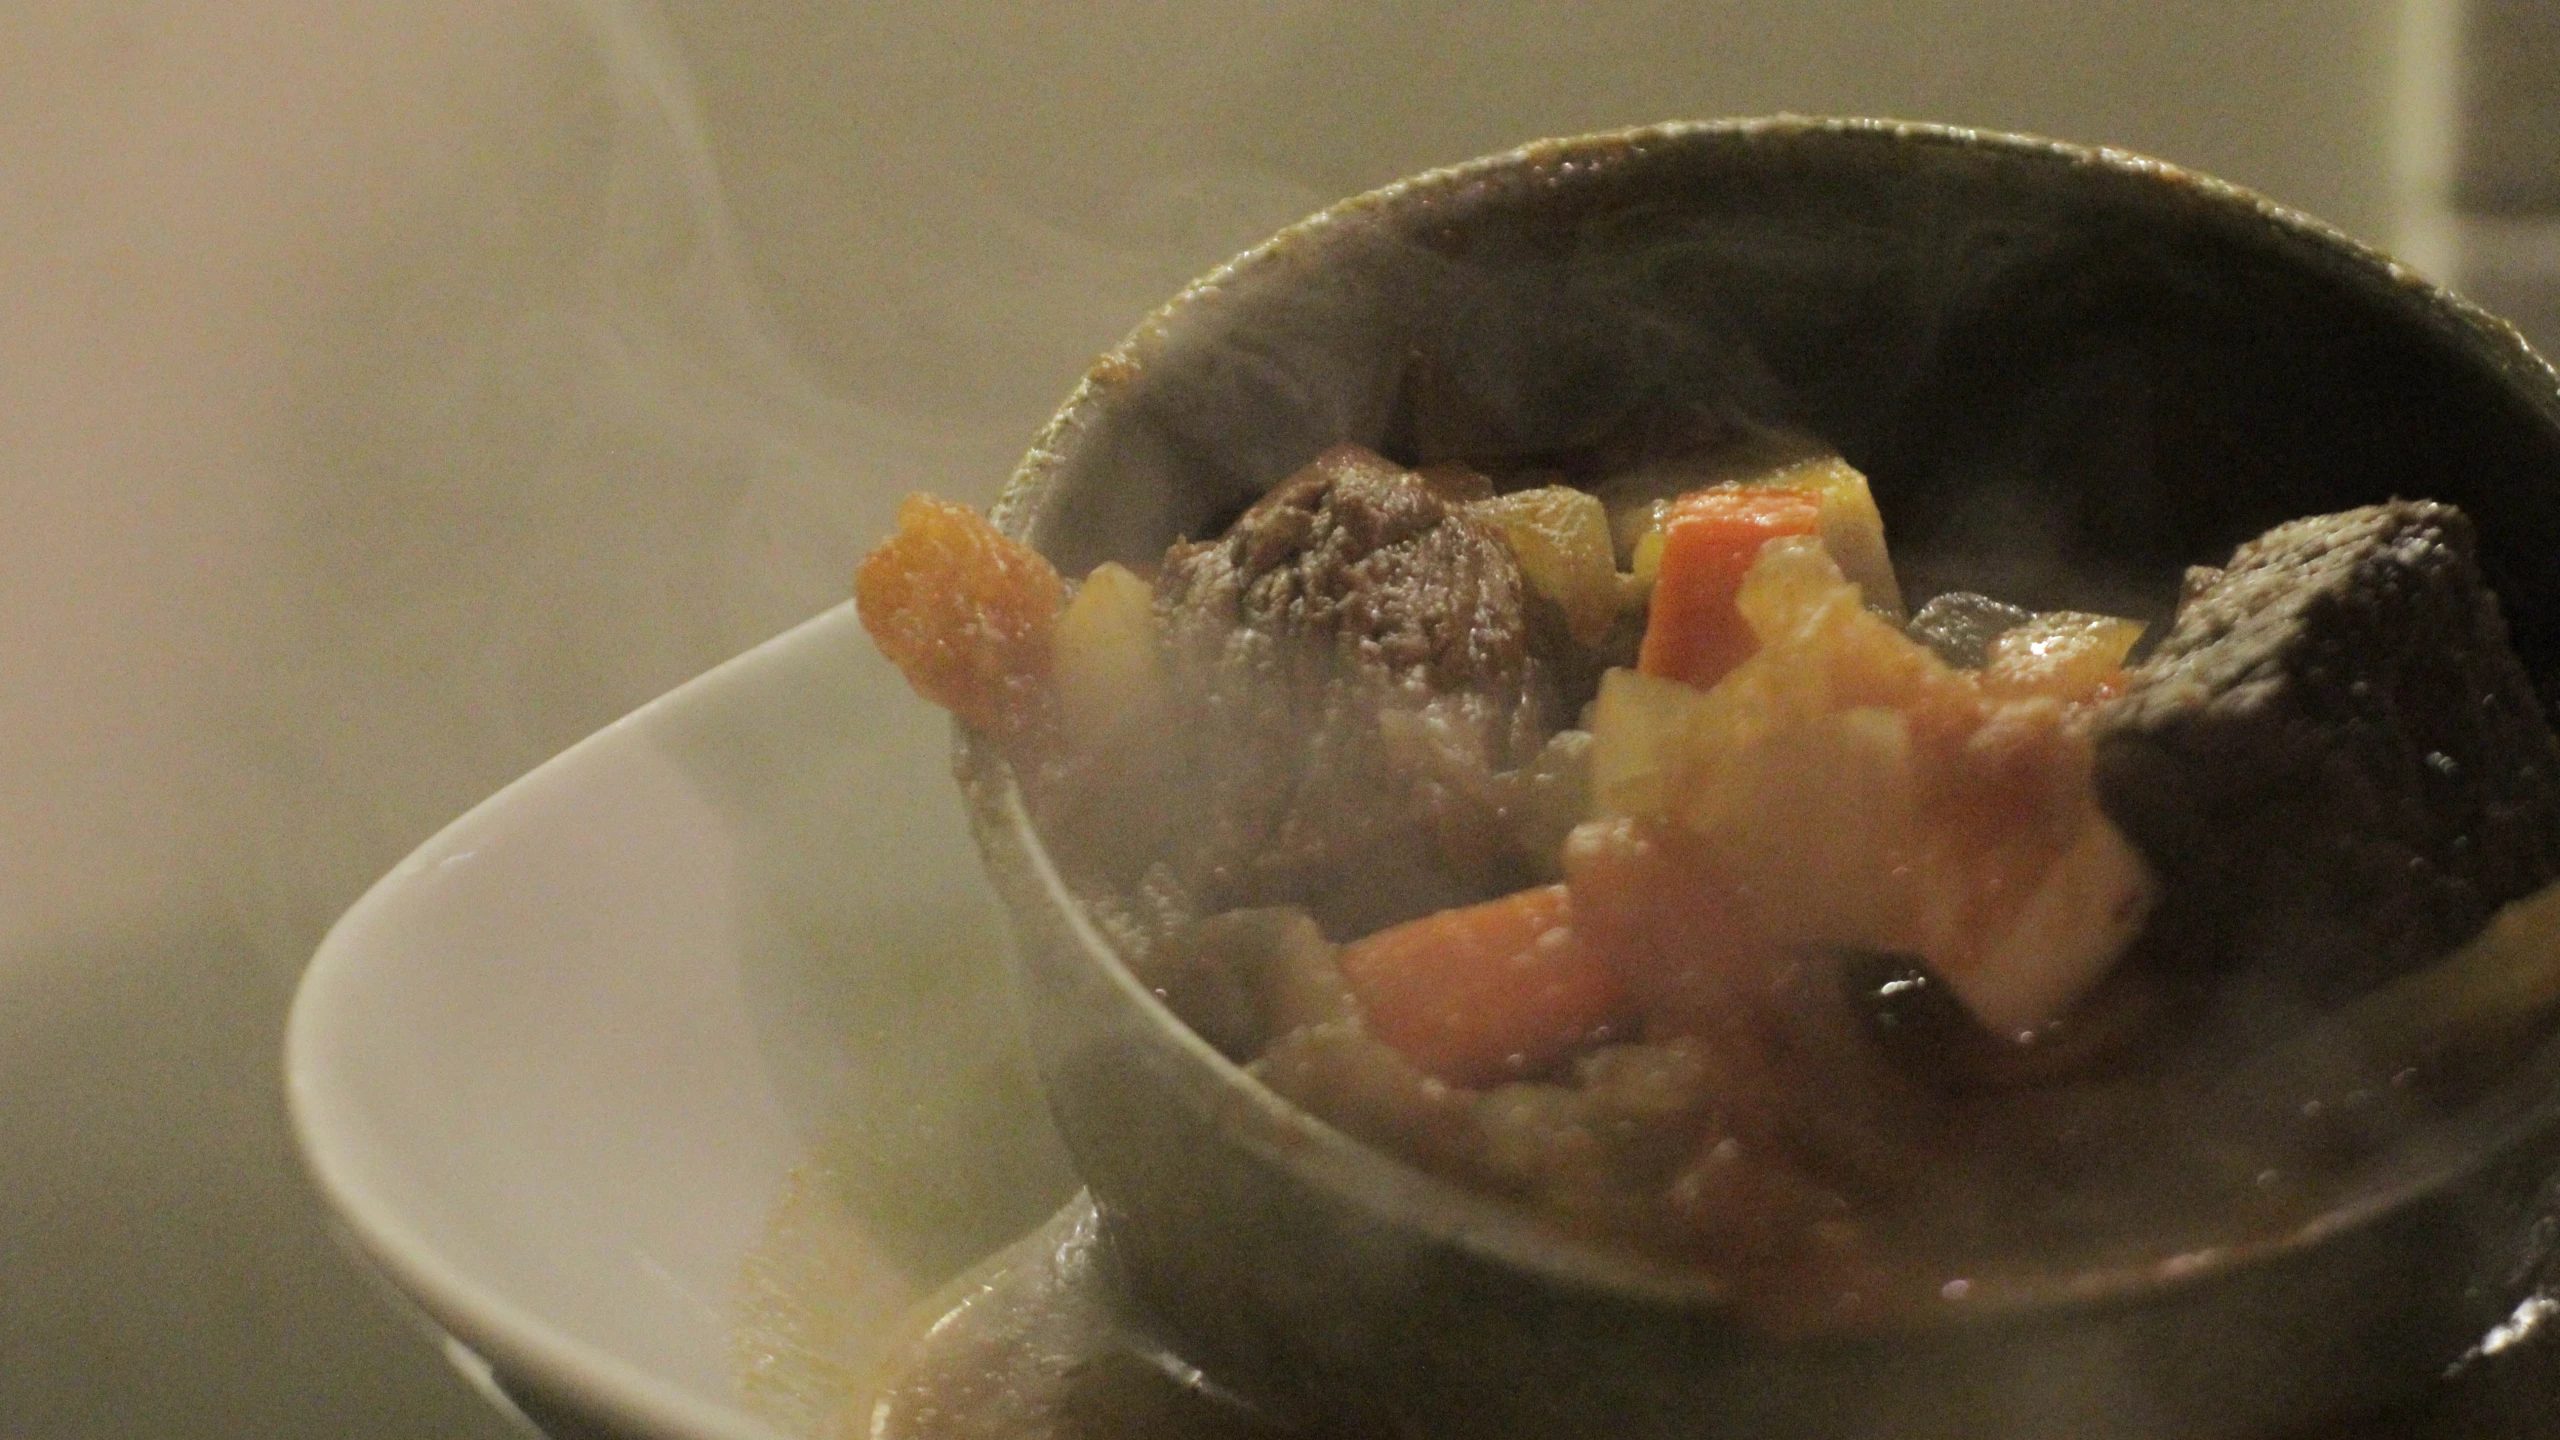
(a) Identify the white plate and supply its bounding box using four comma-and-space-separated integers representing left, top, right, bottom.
284, 600, 1079, 1440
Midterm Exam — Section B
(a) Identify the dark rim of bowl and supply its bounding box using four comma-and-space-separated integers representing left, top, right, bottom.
961, 115, 2560, 1334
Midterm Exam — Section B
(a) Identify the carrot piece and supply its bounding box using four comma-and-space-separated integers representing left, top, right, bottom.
1336, 885, 1627, 1089
855, 493, 1067, 741
1636, 485, 1824, 690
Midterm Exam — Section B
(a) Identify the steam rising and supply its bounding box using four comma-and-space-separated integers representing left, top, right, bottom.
226, 0, 867, 949
0, 3, 1285, 1431
200, 0, 1379, 966
0, 2, 2489, 1436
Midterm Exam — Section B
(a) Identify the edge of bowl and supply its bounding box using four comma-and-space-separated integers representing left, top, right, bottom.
963, 115, 2560, 1333
279, 609, 877, 1440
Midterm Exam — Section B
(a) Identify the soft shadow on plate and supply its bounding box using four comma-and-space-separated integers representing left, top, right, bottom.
285, 599, 1076, 1440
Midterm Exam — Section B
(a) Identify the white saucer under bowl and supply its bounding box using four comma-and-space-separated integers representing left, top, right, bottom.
285, 600, 1078, 1440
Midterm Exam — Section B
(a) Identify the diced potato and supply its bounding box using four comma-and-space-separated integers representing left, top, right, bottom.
1629, 522, 1670, 587
1589, 667, 1719, 826
2238, 878, 2560, 1107
1473, 1083, 1607, 1192
1705, 706, 1922, 956
1258, 913, 1362, 1036
1562, 816, 1777, 1036
1950, 810, 2156, 1038
1051, 561, 1165, 752
1575, 1041, 1714, 1126
1251, 1020, 1486, 1176
1507, 728, 1594, 880
1732, 534, 1864, 648
1598, 540, 1871, 833
1618, 455, 1903, 620
1469, 486, 1623, 646
1595, 545, 1928, 956
1981, 611, 2146, 703
1143, 905, 1342, 1059
1595, 538, 2141, 1036
1774, 456, 1905, 622
2339, 878, 2560, 1056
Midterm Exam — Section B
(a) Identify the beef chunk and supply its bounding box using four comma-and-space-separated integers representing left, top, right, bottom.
2095, 500, 2560, 1003
1148, 444, 1559, 939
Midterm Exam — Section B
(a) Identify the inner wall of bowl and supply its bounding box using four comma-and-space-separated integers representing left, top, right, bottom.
1030, 121, 2560, 694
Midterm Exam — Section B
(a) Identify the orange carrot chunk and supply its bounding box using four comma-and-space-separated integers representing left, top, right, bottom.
1637, 485, 1824, 690
856, 493, 1067, 741
1337, 885, 1627, 1089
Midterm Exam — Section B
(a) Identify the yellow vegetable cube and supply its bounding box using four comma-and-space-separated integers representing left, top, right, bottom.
1051, 562, 1164, 751
1469, 486, 1624, 647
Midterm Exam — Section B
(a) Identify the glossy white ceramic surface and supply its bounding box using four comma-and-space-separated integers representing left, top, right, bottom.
287, 602, 1075, 1440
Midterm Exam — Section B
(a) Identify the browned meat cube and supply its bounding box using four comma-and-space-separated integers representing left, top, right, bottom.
2096, 500, 2560, 1003
1149, 444, 1561, 939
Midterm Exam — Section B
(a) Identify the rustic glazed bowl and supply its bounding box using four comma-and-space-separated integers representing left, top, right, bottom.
957, 118, 2560, 1440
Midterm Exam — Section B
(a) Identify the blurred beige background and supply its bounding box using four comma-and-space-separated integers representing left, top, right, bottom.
0, 1, 2458, 1434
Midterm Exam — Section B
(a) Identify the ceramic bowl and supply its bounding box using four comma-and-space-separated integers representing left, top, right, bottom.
285, 603, 1079, 1440
957, 118, 2560, 1440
